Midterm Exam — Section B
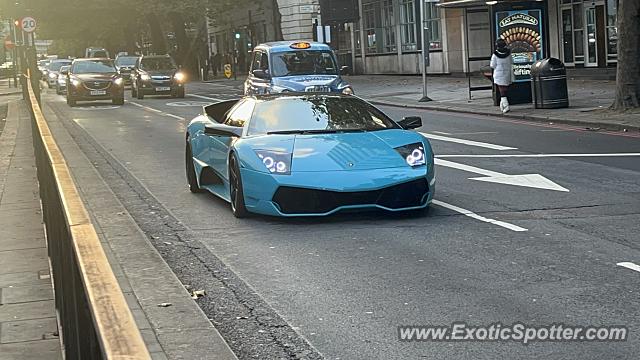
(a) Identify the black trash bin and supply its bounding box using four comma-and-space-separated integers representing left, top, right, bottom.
530, 58, 569, 109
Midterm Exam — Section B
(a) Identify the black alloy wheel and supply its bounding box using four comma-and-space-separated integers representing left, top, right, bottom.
229, 154, 248, 218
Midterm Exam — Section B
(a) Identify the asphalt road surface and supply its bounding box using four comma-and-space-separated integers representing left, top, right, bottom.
42, 81, 640, 359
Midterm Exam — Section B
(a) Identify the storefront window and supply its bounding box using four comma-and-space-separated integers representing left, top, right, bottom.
423, 2, 442, 50
606, 0, 617, 57
400, 0, 417, 51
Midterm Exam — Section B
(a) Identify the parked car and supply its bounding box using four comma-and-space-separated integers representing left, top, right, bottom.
185, 93, 433, 218
46, 59, 73, 88
56, 65, 70, 95
66, 58, 125, 107
131, 54, 186, 99
114, 55, 138, 85
244, 41, 352, 96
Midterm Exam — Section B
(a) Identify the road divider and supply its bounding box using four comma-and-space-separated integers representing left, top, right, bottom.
26, 76, 150, 359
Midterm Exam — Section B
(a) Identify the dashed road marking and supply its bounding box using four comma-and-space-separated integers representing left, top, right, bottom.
432, 200, 528, 232
128, 101, 186, 121
420, 132, 517, 150
436, 153, 640, 158
617, 262, 640, 273
188, 94, 225, 102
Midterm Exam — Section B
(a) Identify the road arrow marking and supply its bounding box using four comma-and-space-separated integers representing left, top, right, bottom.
435, 158, 569, 192
420, 132, 517, 151
617, 262, 640, 273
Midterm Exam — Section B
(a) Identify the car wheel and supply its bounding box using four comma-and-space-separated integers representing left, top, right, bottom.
229, 153, 248, 218
136, 83, 144, 99
67, 96, 76, 107
185, 142, 203, 193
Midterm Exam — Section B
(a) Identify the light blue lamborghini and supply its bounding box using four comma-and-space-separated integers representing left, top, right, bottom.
185, 94, 435, 218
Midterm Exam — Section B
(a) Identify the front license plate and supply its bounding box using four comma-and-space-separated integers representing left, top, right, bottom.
156, 87, 170, 92
90, 90, 106, 96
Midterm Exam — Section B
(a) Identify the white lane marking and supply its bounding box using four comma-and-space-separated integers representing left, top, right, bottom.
617, 262, 640, 273
188, 93, 225, 102
437, 153, 640, 158
432, 200, 528, 232
128, 101, 185, 121
129, 101, 162, 113
420, 132, 517, 151
435, 158, 569, 192
431, 131, 452, 135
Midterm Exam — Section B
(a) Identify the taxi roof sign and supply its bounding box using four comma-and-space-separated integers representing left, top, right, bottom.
290, 42, 311, 49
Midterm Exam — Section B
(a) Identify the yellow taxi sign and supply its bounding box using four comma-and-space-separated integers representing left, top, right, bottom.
290, 42, 311, 49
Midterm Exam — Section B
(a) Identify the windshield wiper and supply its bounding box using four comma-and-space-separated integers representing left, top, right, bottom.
267, 129, 366, 135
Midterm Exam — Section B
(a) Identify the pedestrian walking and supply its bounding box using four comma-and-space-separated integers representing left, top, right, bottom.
490, 39, 514, 114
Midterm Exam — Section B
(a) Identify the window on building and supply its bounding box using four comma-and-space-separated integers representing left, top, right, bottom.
606, 0, 617, 60
400, 0, 416, 51
363, 2, 378, 53
381, 0, 396, 52
423, 2, 442, 50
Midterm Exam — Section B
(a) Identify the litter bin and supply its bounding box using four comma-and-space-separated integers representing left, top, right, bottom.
530, 58, 569, 109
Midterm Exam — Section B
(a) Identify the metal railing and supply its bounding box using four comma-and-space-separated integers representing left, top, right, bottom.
25, 74, 151, 359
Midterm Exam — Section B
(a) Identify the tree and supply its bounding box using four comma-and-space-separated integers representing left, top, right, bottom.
612, 0, 640, 111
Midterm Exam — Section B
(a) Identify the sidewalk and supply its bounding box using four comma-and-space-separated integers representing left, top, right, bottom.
344, 75, 640, 132
0, 79, 23, 97
0, 100, 62, 359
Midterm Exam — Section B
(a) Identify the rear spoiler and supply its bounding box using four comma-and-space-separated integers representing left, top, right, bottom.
203, 99, 240, 123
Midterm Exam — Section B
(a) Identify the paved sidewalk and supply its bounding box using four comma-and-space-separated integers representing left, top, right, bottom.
0, 79, 23, 97
344, 75, 640, 132
0, 99, 62, 359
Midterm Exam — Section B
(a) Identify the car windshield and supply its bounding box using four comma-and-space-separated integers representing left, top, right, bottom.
115, 56, 138, 67
72, 60, 116, 74
140, 58, 176, 71
248, 96, 398, 135
270, 50, 338, 77
59, 66, 69, 73
48, 61, 72, 71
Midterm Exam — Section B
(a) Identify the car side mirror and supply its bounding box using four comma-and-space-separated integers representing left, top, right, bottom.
398, 116, 422, 130
340, 65, 350, 75
252, 69, 270, 80
204, 125, 242, 138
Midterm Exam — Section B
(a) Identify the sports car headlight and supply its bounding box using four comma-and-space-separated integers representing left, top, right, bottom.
140, 73, 151, 81
254, 150, 292, 175
395, 143, 426, 167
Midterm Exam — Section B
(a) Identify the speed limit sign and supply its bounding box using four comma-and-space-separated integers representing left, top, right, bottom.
21, 17, 37, 33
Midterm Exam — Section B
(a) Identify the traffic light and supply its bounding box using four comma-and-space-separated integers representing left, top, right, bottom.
235, 32, 241, 40
14, 19, 20, 28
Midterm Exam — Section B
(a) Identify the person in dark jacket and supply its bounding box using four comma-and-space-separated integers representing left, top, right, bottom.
490, 39, 514, 113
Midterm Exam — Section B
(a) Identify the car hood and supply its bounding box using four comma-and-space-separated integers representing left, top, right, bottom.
241, 130, 426, 172
74, 73, 117, 81
271, 75, 344, 91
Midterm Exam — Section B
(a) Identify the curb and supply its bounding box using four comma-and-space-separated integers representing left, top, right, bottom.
0, 91, 22, 97
368, 98, 640, 133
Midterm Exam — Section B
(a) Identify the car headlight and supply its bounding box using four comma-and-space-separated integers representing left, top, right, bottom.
114, 77, 124, 86
49, 73, 56, 79
341, 86, 354, 95
395, 143, 426, 167
71, 79, 81, 87
174, 72, 185, 82
140, 73, 151, 81
254, 150, 292, 175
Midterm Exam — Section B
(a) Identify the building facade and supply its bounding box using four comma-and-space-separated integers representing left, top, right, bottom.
350, 0, 618, 75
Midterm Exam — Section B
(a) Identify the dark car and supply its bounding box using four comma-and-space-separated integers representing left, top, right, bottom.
114, 55, 138, 85
131, 55, 186, 99
66, 58, 125, 107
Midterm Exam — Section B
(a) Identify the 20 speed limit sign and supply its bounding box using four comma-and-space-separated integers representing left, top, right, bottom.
21, 17, 37, 33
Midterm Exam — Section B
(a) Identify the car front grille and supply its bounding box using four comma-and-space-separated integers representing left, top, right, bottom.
272, 178, 429, 214
151, 75, 171, 80
83, 81, 111, 90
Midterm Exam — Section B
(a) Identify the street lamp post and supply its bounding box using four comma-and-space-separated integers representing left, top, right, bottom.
419, 0, 434, 102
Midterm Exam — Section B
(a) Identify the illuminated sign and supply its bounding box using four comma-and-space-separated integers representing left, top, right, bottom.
290, 42, 311, 49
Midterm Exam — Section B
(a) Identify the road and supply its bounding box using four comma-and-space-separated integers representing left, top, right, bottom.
41, 81, 640, 359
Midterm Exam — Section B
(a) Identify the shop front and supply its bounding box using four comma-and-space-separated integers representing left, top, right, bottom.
557, 0, 617, 68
